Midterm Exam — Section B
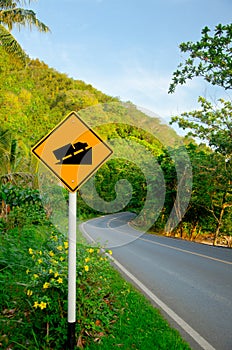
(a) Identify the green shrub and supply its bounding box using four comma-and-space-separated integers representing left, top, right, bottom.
20, 231, 114, 349
7, 202, 47, 229
0, 222, 117, 349
0, 218, 6, 233
1, 184, 42, 207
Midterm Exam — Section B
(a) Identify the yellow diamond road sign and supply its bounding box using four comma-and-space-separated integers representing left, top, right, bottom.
32, 111, 113, 192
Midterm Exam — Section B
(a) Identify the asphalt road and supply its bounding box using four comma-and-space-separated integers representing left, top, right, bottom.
79, 212, 232, 350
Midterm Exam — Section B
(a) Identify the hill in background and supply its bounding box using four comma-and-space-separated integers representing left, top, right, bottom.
0, 48, 181, 151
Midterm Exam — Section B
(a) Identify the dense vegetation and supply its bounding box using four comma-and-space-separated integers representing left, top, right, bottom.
0, 197, 191, 349
168, 23, 232, 245
0, 42, 231, 245
0, 47, 193, 348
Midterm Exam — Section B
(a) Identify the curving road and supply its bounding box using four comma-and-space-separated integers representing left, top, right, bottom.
79, 212, 232, 350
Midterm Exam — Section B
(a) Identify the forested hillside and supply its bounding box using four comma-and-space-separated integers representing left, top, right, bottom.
0, 48, 116, 143
0, 46, 178, 173
0, 47, 231, 247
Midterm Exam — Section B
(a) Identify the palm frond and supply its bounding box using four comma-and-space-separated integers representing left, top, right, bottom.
0, 23, 28, 62
0, 8, 50, 32
1, 172, 34, 185
0, 1, 16, 9
0, 1, 35, 9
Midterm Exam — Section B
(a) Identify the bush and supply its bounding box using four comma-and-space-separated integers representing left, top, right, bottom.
1, 184, 42, 207
0, 184, 49, 229
6, 202, 47, 229
0, 218, 6, 233
7, 229, 114, 349
0, 220, 114, 349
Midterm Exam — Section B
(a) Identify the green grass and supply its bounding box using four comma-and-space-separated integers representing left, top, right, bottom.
84, 266, 191, 350
0, 221, 191, 349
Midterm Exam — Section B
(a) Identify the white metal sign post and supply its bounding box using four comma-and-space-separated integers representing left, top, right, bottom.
67, 191, 77, 349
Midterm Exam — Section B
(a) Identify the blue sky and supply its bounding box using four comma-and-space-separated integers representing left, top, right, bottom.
13, 0, 232, 127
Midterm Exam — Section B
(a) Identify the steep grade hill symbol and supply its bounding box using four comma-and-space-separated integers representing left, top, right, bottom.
53, 141, 92, 165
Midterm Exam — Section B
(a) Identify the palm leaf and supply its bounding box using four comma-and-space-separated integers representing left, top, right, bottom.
0, 24, 28, 62
0, 8, 50, 32
0, 1, 34, 9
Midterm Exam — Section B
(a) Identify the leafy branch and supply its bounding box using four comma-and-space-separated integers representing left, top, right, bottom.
169, 23, 232, 93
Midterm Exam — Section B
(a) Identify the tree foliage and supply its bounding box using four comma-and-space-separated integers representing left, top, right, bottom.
168, 23, 232, 244
170, 97, 232, 156
156, 143, 232, 244
169, 23, 232, 93
169, 23, 232, 159
0, 43, 231, 244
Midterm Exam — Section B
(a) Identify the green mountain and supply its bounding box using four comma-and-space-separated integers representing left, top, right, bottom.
0, 47, 180, 151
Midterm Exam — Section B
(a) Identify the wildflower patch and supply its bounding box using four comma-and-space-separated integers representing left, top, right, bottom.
25, 231, 117, 348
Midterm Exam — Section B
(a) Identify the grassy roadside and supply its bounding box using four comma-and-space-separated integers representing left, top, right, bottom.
0, 222, 191, 349
85, 265, 191, 350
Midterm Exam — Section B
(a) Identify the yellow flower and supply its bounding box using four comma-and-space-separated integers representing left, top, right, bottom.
49, 251, 54, 257
85, 257, 90, 263
57, 245, 63, 251
84, 265, 89, 272
33, 301, 39, 308
108, 250, 113, 255
49, 269, 53, 274
57, 277, 63, 284
88, 248, 94, 254
39, 251, 42, 255
33, 274, 39, 279
39, 302, 47, 310
51, 259, 58, 265
54, 272, 59, 278
60, 256, 64, 261
43, 282, 50, 289
64, 241, 68, 249
27, 289, 33, 296
26, 269, 30, 274
38, 258, 43, 264
51, 235, 58, 241
29, 248, 33, 255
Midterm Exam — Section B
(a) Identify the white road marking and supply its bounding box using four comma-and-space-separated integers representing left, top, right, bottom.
106, 217, 232, 266
108, 255, 216, 350
138, 236, 232, 266
80, 220, 217, 350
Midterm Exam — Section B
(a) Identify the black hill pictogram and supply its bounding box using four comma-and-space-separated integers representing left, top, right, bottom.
53, 141, 92, 165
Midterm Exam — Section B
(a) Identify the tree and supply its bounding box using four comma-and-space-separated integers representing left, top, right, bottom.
0, 127, 32, 184
169, 23, 232, 93
182, 144, 232, 245
169, 23, 232, 158
169, 23, 232, 245
170, 97, 232, 157
0, 0, 49, 62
